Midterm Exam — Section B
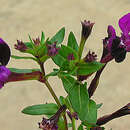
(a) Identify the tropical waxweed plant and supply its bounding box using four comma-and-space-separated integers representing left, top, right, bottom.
0, 13, 130, 130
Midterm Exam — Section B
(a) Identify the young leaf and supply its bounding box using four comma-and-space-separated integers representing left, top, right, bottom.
77, 62, 104, 75
24, 42, 34, 49
67, 31, 78, 51
9, 68, 40, 73
11, 55, 37, 61
86, 100, 97, 124
28, 35, 35, 49
41, 31, 45, 44
45, 69, 60, 78
52, 45, 78, 67
78, 124, 84, 130
50, 27, 65, 45
22, 103, 58, 115
96, 103, 103, 109
60, 75, 76, 93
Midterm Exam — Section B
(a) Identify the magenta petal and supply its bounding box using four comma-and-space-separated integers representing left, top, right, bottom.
107, 25, 116, 38
125, 40, 130, 52
0, 66, 11, 88
119, 13, 130, 36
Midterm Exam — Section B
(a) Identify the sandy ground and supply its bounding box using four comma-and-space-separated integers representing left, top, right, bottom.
0, 0, 130, 130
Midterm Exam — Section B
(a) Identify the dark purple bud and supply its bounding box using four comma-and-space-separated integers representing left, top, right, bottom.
72, 112, 78, 120
46, 42, 60, 57
33, 37, 41, 46
0, 66, 11, 89
67, 53, 75, 61
84, 51, 97, 62
38, 105, 66, 130
88, 64, 106, 98
0, 38, 11, 66
81, 20, 94, 40
14, 40, 27, 52
97, 103, 130, 126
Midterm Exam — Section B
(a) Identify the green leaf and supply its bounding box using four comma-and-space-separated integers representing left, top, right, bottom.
60, 75, 76, 93
78, 124, 84, 130
69, 82, 89, 121
82, 121, 98, 129
22, 103, 58, 115
9, 68, 40, 73
28, 35, 35, 48
11, 55, 37, 61
52, 45, 78, 68
86, 100, 97, 124
39, 55, 49, 63
41, 31, 45, 44
77, 62, 104, 75
67, 31, 78, 51
96, 103, 103, 109
24, 42, 34, 49
69, 82, 97, 124
50, 27, 65, 45
45, 69, 60, 78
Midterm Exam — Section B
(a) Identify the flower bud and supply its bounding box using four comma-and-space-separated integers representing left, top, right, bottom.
81, 20, 94, 40
67, 53, 75, 61
46, 42, 60, 57
38, 105, 66, 130
14, 40, 27, 52
33, 37, 41, 46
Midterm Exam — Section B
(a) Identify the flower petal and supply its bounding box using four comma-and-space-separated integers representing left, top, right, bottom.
0, 38, 11, 65
0, 66, 11, 88
119, 13, 130, 36
107, 25, 116, 38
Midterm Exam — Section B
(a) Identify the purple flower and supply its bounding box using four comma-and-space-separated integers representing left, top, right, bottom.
0, 66, 11, 89
0, 38, 11, 65
32, 37, 41, 46
0, 38, 11, 88
102, 13, 130, 63
14, 40, 27, 52
38, 105, 66, 130
119, 13, 130, 38
46, 42, 60, 57
81, 20, 94, 40
84, 51, 97, 62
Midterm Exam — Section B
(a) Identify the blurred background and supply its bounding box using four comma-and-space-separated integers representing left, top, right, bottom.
0, 0, 130, 129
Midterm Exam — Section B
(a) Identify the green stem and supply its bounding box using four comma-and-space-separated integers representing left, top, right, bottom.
78, 38, 86, 60
72, 117, 76, 130
39, 62, 68, 130
44, 80, 61, 106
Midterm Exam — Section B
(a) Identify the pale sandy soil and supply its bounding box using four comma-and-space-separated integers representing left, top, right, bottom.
0, 0, 130, 130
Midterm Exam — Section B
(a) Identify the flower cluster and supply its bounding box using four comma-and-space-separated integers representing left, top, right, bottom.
102, 13, 130, 63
